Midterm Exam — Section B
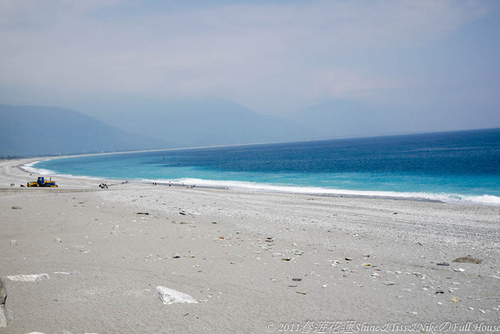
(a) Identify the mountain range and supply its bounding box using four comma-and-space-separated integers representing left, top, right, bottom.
0, 99, 407, 157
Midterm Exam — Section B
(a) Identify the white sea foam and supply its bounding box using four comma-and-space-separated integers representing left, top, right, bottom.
177, 178, 500, 206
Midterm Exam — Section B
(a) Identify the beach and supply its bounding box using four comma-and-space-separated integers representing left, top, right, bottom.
1, 158, 499, 334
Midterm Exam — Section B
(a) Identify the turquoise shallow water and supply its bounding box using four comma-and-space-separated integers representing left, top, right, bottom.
29, 128, 500, 205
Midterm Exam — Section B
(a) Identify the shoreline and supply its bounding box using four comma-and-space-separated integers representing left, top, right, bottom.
21, 157, 500, 206
1, 158, 500, 333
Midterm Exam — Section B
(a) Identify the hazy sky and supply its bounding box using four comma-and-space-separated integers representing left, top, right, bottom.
1, 0, 499, 128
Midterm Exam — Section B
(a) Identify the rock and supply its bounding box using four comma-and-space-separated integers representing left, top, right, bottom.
383, 281, 396, 286
453, 256, 482, 264
451, 296, 460, 303
296, 291, 307, 295
0, 278, 7, 328
345, 257, 353, 261
11, 206, 21, 210
292, 278, 302, 282
155, 286, 198, 305
5, 274, 49, 282
436, 262, 450, 266
173, 254, 181, 259
454, 268, 465, 272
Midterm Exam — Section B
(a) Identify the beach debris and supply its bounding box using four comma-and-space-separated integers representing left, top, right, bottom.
173, 253, 181, 259
435, 290, 445, 294
436, 262, 450, 266
6, 274, 49, 282
54, 271, 80, 275
345, 257, 353, 261
281, 257, 292, 262
361, 263, 371, 267
292, 278, 302, 282
265, 237, 274, 243
11, 206, 21, 210
454, 268, 465, 273
0, 278, 7, 328
155, 286, 198, 305
451, 296, 460, 303
9, 240, 17, 246
453, 256, 482, 264
212, 221, 218, 224
296, 291, 307, 295
135, 212, 150, 215
292, 249, 304, 255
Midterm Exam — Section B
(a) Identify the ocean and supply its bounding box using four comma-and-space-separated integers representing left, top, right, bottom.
28, 128, 500, 205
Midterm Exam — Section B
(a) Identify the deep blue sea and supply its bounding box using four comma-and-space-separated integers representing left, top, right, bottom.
28, 128, 500, 205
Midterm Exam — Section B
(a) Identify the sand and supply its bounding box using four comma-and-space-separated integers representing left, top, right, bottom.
0, 158, 499, 334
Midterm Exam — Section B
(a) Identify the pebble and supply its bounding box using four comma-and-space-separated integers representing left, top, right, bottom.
11, 206, 22, 210
478, 309, 486, 314
383, 281, 396, 286
454, 268, 465, 272
345, 257, 353, 261
436, 262, 449, 266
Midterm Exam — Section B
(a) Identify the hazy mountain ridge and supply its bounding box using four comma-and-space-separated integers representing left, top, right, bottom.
0, 101, 314, 156
0, 104, 170, 156
83, 98, 315, 147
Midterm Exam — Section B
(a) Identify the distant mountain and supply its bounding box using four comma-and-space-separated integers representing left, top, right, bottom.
287, 100, 395, 139
82, 98, 314, 147
0, 104, 170, 156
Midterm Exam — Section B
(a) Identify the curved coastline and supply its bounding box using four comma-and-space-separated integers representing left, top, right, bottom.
24, 156, 500, 206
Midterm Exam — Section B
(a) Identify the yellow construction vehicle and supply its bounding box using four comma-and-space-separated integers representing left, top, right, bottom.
27, 177, 58, 188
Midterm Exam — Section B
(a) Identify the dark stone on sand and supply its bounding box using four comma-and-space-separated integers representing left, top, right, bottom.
453, 256, 482, 264
436, 262, 450, 266
11, 206, 21, 210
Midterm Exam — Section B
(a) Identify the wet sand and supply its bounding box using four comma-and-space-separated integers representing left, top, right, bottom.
1, 158, 499, 333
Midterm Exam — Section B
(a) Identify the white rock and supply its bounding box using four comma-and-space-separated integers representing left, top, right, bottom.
6, 274, 49, 282
155, 286, 198, 305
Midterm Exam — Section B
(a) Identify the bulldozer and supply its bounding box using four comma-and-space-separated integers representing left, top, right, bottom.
27, 177, 58, 188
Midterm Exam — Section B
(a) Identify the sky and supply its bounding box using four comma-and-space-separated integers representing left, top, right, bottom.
1, 0, 499, 132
